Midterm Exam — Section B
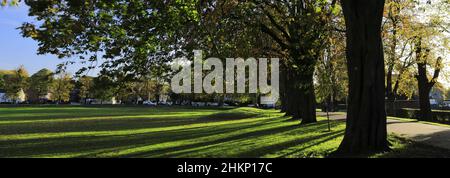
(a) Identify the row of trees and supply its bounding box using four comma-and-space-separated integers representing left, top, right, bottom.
0, 67, 173, 104
1, 65, 262, 105
3, 0, 449, 153
382, 0, 449, 121
0, 67, 72, 103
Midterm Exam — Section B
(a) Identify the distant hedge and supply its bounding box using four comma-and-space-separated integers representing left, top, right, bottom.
395, 108, 450, 124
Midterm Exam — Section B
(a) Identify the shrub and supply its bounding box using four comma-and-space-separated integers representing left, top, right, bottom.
396, 108, 450, 124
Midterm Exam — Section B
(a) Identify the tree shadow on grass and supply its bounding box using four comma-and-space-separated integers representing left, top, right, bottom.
0, 106, 220, 121
121, 120, 342, 158
328, 131, 450, 158
197, 112, 260, 121
118, 123, 300, 158
376, 134, 450, 158
0, 107, 349, 158
0, 108, 269, 135
0, 116, 284, 157
270, 130, 345, 158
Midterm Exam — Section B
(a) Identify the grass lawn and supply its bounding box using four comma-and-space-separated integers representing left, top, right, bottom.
0, 106, 449, 158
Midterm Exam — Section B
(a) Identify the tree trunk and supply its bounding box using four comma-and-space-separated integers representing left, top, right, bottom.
337, 0, 389, 153
386, 21, 397, 102
385, 18, 397, 115
283, 69, 317, 124
385, 67, 395, 115
280, 65, 287, 113
288, 47, 317, 123
417, 79, 432, 121
291, 88, 302, 120
415, 38, 434, 121
298, 79, 317, 124
284, 70, 295, 117
386, 67, 394, 100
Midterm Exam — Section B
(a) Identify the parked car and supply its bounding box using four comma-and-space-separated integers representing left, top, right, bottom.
158, 101, 173, 106
143, 100, 157, 106
206, 102, 219, 106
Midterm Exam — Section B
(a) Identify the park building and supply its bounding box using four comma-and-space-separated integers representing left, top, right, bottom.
0, 89, 26, 104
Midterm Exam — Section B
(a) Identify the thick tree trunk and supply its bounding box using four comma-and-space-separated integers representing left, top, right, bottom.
415, 39, 434, 121
280, 65, 287, 113
284, 67, 316, 124
298, 79, 317, 124
417, 79, 432, 121
287, 46, 317, 123
284, 70, 295, 117
291, 88, 302, 120
337, 0, 389, 154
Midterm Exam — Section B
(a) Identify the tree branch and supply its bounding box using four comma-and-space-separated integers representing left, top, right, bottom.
262, 7, 291, 39
429, 57, 442, 87
260, 23, 290, 50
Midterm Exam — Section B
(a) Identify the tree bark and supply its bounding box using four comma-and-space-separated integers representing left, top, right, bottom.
280, 65, 287, 113
284, 62, 317, 124
337, 0, 389, 153
416, 41, 432, 121
417, 76, 432, 121
287, 46, 317, 124
415, 38, 441, 121
386, 66, 394, 100
284, 69, 296, 117
298, 78, 317, 124
260, 5, 319, 124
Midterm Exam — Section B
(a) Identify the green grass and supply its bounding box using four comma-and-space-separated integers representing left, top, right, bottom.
373, 135, 450, 158
0, 106, 448, 158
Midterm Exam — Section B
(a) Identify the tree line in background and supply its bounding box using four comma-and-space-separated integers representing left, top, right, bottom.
0, 66, 276, 106
1, 0, 449, 154
0, 67, 72, 103
0, 67, 170, 104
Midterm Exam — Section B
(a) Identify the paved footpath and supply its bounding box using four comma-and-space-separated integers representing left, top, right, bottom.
317, 112, 450, 150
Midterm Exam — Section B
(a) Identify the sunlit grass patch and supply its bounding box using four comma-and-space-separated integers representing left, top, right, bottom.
0, 106, 448, 158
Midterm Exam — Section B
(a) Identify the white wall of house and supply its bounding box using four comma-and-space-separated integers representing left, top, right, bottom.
0, 90, 26, 103
17, 89, 26, 103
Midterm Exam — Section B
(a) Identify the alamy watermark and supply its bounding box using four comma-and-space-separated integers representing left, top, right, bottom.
171, 50, 279, 105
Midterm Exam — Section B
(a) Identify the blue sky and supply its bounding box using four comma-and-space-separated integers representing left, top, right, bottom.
0, 4, 96, 76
